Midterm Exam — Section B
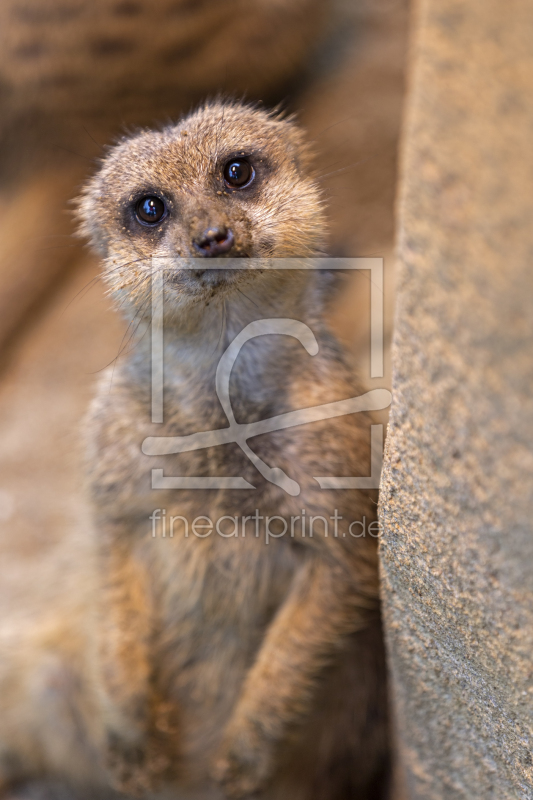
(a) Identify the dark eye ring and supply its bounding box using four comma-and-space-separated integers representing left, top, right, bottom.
223, 158, 255, 189
135, 195, 168, 226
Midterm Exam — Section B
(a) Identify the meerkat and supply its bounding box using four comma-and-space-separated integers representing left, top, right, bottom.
0, 101, 389, 800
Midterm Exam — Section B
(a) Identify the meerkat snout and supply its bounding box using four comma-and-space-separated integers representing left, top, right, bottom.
190, 156, 254, 257
193, 225, 235, 257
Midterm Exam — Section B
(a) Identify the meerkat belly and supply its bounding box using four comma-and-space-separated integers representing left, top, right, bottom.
145, 517, 300, 764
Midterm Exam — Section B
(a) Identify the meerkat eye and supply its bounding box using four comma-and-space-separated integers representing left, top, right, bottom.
135, 195, 167, 226
223, 158, 254, 189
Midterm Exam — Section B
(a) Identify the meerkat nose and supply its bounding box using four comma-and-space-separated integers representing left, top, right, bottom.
193, 226, 234, 257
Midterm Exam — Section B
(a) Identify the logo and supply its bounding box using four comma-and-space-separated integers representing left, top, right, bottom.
142, 258, 391, 496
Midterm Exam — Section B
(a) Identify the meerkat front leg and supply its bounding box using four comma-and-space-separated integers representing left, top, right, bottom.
95, 531, 156, 795
212, 554, 377, 798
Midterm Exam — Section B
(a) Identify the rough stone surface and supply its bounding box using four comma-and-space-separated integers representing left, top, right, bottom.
379, 0, 533, 798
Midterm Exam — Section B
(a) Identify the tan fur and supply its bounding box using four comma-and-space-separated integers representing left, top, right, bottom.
0, 101, 389, 800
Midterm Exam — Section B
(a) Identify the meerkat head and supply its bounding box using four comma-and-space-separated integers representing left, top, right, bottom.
77, 100, 326, 319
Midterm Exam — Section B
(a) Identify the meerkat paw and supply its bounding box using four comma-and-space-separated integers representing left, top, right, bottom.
212, 718, 274, 799
105, 703, 177, 796
105, 732, 154, 796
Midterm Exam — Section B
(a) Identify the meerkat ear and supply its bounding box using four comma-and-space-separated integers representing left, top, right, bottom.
290, 130, 315, 174
273, 113, 315, 175
73, 187, 91, 242
73, 175, 110, 256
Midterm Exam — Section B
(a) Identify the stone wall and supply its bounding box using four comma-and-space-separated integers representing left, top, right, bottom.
380, 0, 533, 797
